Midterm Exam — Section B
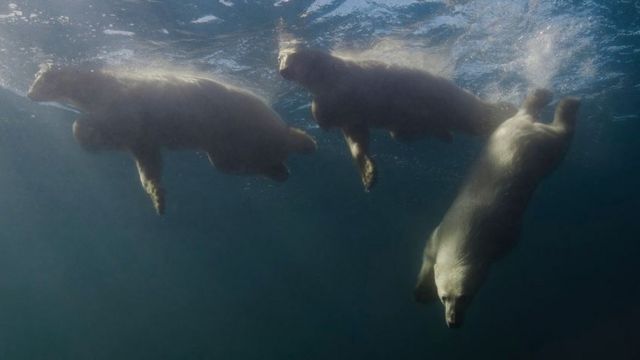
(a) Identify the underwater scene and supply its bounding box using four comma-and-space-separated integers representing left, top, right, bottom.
1, 0, 639, 359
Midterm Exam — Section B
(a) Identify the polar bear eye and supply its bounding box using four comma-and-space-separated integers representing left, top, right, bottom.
441, 296, 449, 302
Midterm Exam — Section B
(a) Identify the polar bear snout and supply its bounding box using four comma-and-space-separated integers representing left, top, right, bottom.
28, 64, 58, 102
445, 302, 464, 329
278, 54, 297, 80
278, 49, 326, 85
26, 86, 39, 101
27, 81, 47, 101
279, 67, 293, 80
446, 316, 462, 329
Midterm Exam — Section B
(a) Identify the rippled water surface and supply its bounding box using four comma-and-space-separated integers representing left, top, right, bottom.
1, 1, 639, 359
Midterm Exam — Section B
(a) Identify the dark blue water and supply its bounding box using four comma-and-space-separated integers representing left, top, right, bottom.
1, 1, 639, 359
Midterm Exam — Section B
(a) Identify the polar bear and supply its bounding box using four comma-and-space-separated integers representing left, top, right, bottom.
278, 48, 517, 191
27, 64, 316, 214
414, 89, 580, 328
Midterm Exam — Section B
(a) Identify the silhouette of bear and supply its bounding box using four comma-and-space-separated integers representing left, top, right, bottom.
28, 64, 316, 214
414, 89, 580, 328
279, 48, 516, 190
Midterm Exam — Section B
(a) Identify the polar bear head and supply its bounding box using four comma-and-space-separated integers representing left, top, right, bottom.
28, 63, 108, 111
278, 48, 341, 90
27, 63, 67, 102
433, 261, 488, 328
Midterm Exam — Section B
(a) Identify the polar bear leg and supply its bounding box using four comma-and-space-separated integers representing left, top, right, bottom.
552, 97, 580, 134
343, 124, 376, 191
131, 145, 165, 215
262, 163, 289, 182
521, 88, 553, 117
414, 227, 440, 303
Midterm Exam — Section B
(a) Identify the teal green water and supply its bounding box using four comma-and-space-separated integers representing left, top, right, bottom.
1, 1, 639, 359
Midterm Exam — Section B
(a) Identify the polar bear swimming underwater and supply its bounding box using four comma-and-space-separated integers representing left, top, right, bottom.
414, 89, 580, 328
279, 47, 517, 191
27, 64, 316, 214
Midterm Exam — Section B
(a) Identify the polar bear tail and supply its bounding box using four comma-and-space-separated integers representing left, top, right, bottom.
287, 127, 317, 154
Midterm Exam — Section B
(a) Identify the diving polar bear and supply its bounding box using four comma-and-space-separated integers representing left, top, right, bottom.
414, 89, 580, 328
27, 64, 316, 214
279, 48, 517, 191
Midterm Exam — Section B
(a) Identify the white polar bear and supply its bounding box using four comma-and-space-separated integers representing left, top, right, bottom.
414, 89, 580, 328
27, 64, 316, 214
279, 48, 517, 191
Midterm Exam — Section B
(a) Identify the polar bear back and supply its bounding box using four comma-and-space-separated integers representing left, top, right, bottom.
87, 70, 292, 166
110, 72, 285, 134
346, 63, 495, 133
437, 104, 573, 261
